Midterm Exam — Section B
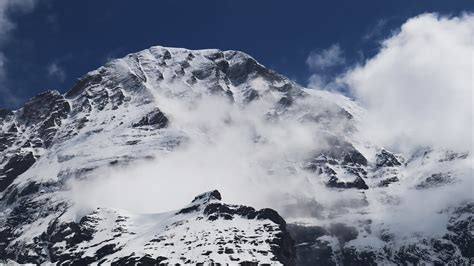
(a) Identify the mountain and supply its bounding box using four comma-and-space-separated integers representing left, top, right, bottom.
0, 46, 472, 265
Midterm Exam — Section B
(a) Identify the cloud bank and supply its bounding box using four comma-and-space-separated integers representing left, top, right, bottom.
69, 93, 334, 214
343, 13, 473, 153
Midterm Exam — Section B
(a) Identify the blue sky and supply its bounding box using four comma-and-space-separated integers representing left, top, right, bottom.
0, 0, 472, 107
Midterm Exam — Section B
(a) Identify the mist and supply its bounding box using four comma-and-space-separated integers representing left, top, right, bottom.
68, 91, 337, 214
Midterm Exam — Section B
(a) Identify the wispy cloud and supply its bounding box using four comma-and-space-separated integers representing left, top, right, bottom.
306, 44, 346, 89
306, 44, 345, 71
68, 92, 337, 214
304, 13, 473, 154
47, 62, 66, 82
362, 18, 389, 41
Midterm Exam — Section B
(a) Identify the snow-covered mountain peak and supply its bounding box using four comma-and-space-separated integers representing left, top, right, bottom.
0, 45, 472, 265
190, 189, 222, 204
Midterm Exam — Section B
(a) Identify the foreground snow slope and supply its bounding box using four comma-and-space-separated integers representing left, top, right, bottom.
42, 190, 293, 265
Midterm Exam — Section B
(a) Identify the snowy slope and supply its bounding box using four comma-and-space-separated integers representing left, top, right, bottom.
0, 45, 472, 265
42, 190, 293, 265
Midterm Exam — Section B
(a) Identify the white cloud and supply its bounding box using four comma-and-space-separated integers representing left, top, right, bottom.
47, 62, 66, 82
306, 44, 346, 90
306, 44, 345, 71
68, 93, 334, 214
343, 13, 474, 153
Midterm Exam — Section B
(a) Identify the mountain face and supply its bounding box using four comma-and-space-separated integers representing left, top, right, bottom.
0, 46, 472, 265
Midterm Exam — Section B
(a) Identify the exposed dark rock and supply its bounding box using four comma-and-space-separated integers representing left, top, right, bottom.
256, 208, 287, 227
306, 138, 369, 190
337, 108, 353, 120
187, 76, 198, 85
317, 137, 368, 166
278, 96, 292, 107
444, 203, 474, 259
177, 204, 200, 214
209, 84, 225, 94
112, 255, 168, 265
341, 248, 377, 265
216, 59, 230, 73
416, 172, 455, 189
95, 243, 121, 259
224, 51, 284, 86
0, 152, 36, 192
205, 51, 224, 61
287, 224, 334, 265
192, 67, 214, 80
378, 176, 399, 187
239, 262, 259, 266
271, 83, 293, 93
0, 108, 13, 119
376, 149, 402, 168
17, 90, 71, 147
204, 203, 237, 220
163, 50, 172, 60
132, 108, 169, 128
7, 124, 18, 132
439, 151, 469, 162
66, 71, 104, 98
194, 190, 295, 265
327, 176, 369, 190
329, 223, 358, 246
192, 190, 222, 203
180, 60, 190, 68
242, 89, 260, 104
18, 182, 40, 197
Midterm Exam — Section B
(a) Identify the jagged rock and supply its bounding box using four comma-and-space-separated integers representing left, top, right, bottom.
0, 152, 36, 192
375, 149, 402, 168
278, 96, 293, 107
132, 108, 169, 128
327, 176, 369, 190
66, 69, 105, 98
439, 151, 469, 162
0, 108, 13, 119
444, 203, 474, 259
20, 190, 296, 265
416, 172, 455, 189
305, 136, 370, 191
378, 176, 399, 187
287, 224, 334, 265
192, 189, 222, 202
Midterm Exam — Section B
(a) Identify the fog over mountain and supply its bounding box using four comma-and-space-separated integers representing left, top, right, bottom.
0, 13, 472, 265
